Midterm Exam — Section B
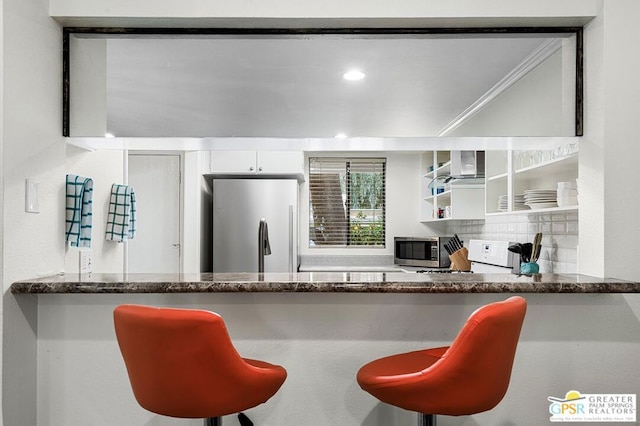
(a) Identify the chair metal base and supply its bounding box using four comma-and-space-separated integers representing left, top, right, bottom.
419, 413, 436, 426
204, 413, 253, 426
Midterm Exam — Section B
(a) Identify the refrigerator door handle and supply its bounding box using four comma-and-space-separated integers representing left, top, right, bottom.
258, 218, 271, 273
288, 205, 293, 273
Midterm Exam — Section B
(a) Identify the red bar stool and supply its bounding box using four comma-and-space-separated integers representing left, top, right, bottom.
114, 305, 287, 426
357, 296, 527, 426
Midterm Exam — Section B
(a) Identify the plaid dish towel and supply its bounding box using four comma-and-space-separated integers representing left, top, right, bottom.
65, 174, 94, 248
105, 184, 137, 242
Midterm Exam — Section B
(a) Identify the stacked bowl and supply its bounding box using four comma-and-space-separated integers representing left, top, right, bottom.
557, 181, 578, 207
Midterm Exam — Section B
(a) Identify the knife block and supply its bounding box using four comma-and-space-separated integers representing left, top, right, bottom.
449, 247, 472, 271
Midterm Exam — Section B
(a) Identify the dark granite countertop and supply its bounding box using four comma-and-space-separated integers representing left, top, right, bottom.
9, 272, 640, 294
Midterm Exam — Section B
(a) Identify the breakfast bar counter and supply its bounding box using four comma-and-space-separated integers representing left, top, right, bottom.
9, 272, 640, 426
10, 272, 640, 294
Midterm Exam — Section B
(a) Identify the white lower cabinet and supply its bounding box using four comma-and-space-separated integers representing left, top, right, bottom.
210, 151, 304, 176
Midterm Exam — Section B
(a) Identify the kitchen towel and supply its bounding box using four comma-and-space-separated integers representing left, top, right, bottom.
65, 174, 94, 248
105, 184, 137, 242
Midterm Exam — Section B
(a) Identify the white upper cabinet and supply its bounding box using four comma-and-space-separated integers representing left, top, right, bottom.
485, 143, 579, 215
420, 151, 485, 222
210, 151, 304, 177
210, 151, 256, 173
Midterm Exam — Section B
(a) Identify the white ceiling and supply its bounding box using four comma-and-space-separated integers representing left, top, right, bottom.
103, 34, 554, 138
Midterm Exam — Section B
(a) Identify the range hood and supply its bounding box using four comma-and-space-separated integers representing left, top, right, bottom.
449, 150, 485, 180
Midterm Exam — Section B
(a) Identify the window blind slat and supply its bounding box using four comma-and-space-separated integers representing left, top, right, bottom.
309, 157, 386, 247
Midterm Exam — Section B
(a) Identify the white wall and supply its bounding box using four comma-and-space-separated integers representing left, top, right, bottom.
578, 5, 606, 278
182, 152, 204, 273
37, 292, 640, 426
0, 1, 5, 421
449, 49, 569, 137
49, 0, 597, 23
69, 37, 107, 137
64, 147, 124, 273
2, 0, 65, 425
597, 0, 640, 280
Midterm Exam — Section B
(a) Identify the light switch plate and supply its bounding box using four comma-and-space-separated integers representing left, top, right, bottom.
25, 179, 40, 213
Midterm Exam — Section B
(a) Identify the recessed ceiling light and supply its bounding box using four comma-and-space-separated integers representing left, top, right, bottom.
335, 133, 348, 139
342, 70, 366, 81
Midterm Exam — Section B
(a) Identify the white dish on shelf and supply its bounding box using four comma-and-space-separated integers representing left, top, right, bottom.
525, 202, 558, 209
557, 197, 578, 207
557, 181, 577, 189
557, 188, 578, 197
524, 198, 557, 203
524, 189, 557, 195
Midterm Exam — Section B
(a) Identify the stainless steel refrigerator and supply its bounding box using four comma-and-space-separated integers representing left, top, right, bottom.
212, 179, 299, 273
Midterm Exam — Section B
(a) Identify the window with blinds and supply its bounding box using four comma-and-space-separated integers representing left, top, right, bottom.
309, 157, 386, 247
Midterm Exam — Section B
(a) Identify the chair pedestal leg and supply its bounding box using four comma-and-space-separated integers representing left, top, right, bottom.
419, 413, 436, 426
204, 417, 221, 426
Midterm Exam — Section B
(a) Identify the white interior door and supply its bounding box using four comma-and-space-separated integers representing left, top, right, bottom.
127, 154, 181, 273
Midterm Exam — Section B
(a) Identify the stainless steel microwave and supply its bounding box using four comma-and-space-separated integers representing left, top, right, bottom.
394, 236, 453, 268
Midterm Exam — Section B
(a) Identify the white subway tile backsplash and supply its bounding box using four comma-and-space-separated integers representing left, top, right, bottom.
540, 213, 553, 222
553, 261, 567, 273
565, 262, 578, 273
553, 234, 578, 249
538, 259, 553, 273
556, 247, 577, 262
552, 222, 566, 234
447, 210, 579, 273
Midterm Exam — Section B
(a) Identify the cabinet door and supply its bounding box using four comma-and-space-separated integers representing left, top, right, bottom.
210, 151, 256, 173
257, 151, 303, 174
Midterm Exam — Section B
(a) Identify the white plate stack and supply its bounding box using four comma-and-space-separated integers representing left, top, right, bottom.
514, 194, 528, 210
497, 195, 508, 212
497, 194, 528, 211
557, 181, 578, 206
523, 189, 558, 209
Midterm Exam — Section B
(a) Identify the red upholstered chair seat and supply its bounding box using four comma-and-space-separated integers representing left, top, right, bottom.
114, 305, 286, 421
357, 296, 527, 420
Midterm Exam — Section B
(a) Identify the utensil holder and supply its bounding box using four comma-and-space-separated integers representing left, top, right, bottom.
449, 247, 472, 271
520, 262, 540, 275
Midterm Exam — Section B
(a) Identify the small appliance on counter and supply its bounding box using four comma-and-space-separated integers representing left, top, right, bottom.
467, 240, 520, 273
394, 236, 453, 268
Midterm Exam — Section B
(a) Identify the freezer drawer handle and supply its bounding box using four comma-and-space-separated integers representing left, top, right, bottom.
288, 205, 294, 272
